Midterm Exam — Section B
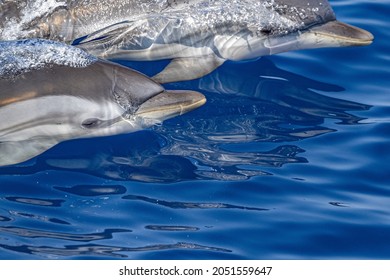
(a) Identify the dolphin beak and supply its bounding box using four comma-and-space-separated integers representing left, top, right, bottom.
135, 90, 206, 120
266, 20, 373, 55
307, 20, 374, 46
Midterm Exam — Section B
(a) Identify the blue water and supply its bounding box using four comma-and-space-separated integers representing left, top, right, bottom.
1, 0, 389, 259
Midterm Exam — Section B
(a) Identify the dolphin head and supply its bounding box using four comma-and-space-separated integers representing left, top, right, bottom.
0, 39, 206, 166
0, 39, 206, 140
216, 0, 373, 60
79, 61, 206, 137
264, 0, 374, 54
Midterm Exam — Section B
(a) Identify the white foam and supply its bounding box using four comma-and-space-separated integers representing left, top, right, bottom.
0, 0, 66, 40
0, 39, 97, 78
161, 0, 306, 36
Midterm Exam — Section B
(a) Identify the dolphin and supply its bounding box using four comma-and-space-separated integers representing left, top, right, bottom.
0, 0, 374, 83
0, 39, 206, 166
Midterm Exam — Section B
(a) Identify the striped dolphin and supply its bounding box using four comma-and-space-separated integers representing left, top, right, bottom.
0, 39, 206, 166
0, 0, 374, 83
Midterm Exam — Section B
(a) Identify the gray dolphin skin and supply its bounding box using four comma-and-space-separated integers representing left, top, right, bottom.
0, 39, 206, 166
0, 0, 374, 83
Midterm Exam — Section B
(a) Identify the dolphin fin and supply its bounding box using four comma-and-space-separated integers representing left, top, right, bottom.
0, 139, 58, 166
152, 55, 225, 84
73, 20, 138, 49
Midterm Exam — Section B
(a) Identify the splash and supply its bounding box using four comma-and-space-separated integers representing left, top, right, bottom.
0, 0, 66, 40
0, 39, 97, 78
156, 0, 307, 36
0, 0, 329, 42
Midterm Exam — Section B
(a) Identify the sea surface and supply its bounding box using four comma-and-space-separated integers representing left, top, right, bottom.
0, 0, 389, 259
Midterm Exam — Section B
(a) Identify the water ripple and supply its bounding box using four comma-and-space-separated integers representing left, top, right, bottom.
54, 185, 126, 196
145, 225, 200, 232
8, 211, 70, 225
0, 58, 370, 182
0, 226, 131, 242
5, 197, 64, 207
122, 194, 268, 211
0, 242, 231, 258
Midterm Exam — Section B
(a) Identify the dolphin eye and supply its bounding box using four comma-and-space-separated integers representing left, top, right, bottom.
82, 118, 102, 129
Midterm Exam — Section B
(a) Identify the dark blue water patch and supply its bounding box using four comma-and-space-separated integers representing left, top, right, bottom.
112, 59, 171, 77
266, 222, 390, 259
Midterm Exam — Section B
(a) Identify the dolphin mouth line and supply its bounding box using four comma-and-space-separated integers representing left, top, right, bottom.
135, 96, 206, 116
308, 20, 374, 46
312, 31, 373, 45
134, 90, 207, 120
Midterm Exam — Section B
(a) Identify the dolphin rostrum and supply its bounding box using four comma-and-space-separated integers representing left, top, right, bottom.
0, 39, 206, 166
0, 0, 374, 82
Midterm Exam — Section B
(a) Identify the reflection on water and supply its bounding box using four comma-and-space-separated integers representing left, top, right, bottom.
5, 197, 64, 207
0, 57, 375, 259
1, 182, 246, 258
0, 58, 370, 182
0, 242, 231, 258
123, 194, 268, 211
0, 227, 130, 242
145, 225, 200, 231
192, 58, 369, 125
0, 185, 254, 258
8, 211, 70, 225
54, 185, 127, 196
